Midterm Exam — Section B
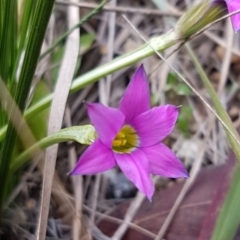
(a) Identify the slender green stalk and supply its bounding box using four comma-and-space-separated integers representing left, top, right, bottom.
32, 31, 179, 114
0, 0, 55, 213
10, 125, 95, 173
10, 0, 18, 85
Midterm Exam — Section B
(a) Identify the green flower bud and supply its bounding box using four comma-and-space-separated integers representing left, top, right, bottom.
175, 0, 225, 38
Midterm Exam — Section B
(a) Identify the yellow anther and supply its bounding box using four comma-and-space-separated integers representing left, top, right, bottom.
122, 139, 127, 145
117, 132, 125, 138
112, 125, 139, 153
112, 140, 122, 147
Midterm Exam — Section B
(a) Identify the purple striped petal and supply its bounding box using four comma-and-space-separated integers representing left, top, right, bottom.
114, 149, 154, 200
131, 105, 178, 147
87, 103, 125, 148
119, 65, 150, 123
143, 143, 188, 178
70, 139, 116, 175
227, 1, 240, 32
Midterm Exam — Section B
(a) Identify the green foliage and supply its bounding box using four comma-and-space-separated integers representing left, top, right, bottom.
27, 81, 50, 140
177, 106, 193, 138
80, 33, 95, 53
0, 0, 55, 214
0, 0, 17, 84
165, 73, 193, 137
166, 72, 192, 96
11, 0, 36, 86
0, 0, 18, 131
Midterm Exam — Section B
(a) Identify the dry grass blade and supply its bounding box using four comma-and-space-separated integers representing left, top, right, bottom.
36, 2, 80, 239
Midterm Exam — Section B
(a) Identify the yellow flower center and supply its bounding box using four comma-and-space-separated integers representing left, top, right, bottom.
112, 125, 139, 153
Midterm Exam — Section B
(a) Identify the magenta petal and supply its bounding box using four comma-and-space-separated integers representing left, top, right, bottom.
119, 65, 150, 123
227, 1, 240, 32
143, 143, 188, 178
114, 150, 154, 200
87, 103, 125, 147
131, 105, 178, 147
70, 139, 116, 175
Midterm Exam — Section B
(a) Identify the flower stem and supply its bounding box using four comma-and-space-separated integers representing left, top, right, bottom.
30, 31, 179, 115
10, 125, 95, 173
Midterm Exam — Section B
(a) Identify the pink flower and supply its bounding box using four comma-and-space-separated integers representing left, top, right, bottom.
214, 0, 240, 32
226, 0, 240, 31
70, 65, 188, 200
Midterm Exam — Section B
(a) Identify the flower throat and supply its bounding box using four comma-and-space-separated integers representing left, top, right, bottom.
112, 125, 139, 153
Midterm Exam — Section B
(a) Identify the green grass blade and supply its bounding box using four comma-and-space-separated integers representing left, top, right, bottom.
0, 0, 17, 83
211, 165, 240, 240
0, 0, 55, 214
11, 0, 36, 85
0, 0, 4, 38
0, 0, 17, 132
